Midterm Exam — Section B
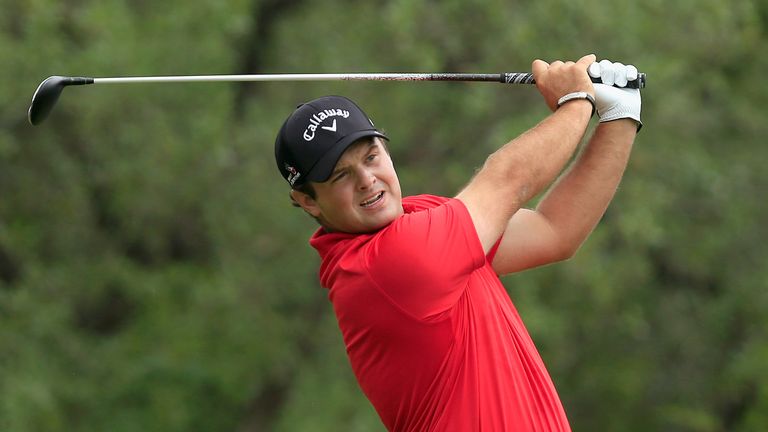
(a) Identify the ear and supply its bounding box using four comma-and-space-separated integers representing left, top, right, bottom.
290, 189, 322, 218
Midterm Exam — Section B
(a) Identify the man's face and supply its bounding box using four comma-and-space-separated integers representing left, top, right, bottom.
296, 138, 403, 234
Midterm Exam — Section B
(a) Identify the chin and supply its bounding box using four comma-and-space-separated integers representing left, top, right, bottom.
368, 207, 401, 231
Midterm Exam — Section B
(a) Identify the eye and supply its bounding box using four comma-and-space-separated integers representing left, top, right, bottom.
332, 171, 347, 182
366, 153, 378, 163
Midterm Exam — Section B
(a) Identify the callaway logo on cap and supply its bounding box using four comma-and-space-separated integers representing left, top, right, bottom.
275, 95, 388, 187
303, 108, 350, 141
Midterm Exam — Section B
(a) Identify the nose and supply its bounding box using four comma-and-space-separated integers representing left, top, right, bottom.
357, 168, 376, 190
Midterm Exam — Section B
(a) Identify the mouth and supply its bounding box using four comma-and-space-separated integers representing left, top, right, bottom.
360, 191, 385, 208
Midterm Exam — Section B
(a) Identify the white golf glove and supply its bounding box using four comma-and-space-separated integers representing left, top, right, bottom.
588, 59, 642, 130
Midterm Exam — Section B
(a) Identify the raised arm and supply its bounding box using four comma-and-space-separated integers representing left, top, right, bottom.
455, 54, 596, 252
491, 61, 642, 275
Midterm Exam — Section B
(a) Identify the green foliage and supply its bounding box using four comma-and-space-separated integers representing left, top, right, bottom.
1, 0, 767, 430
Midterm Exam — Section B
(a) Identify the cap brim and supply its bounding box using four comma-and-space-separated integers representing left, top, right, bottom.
304, 130, 389, 184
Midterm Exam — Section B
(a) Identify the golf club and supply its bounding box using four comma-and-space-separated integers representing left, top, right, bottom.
28, 71, 646, 125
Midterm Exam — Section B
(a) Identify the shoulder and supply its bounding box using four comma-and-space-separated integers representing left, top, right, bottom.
402, 194, 450, 212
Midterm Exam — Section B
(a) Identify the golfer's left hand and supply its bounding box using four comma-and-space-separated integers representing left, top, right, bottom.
589, 60, 642, 130
533, 54, 596, 112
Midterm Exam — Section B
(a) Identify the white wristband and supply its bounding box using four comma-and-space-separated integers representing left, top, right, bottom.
557, 92, 596, 117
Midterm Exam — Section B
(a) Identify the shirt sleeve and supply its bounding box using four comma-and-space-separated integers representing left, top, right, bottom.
361, 198, 487, 320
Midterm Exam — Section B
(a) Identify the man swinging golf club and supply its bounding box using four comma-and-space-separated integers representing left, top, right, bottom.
275, 54, 641, 431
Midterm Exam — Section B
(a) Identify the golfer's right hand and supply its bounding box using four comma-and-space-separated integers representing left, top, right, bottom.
589, 59, 642, 130
532, 54, 596, 112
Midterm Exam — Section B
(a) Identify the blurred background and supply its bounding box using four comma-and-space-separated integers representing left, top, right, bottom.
1, 0, 767, 430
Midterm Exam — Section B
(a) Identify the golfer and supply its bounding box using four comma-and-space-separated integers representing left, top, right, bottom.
275, 54, 641, 431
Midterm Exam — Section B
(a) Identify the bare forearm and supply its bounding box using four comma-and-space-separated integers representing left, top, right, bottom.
510, 102, 593, 200
457, 101, 592, 250
536, 119, 637, 255
485, 102, 592, 203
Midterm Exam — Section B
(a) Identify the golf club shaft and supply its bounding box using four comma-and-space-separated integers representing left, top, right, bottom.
90, 72, 644, 88
94, 73, 508, 83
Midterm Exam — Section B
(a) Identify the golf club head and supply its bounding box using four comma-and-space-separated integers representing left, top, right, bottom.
28, 76, 94, 125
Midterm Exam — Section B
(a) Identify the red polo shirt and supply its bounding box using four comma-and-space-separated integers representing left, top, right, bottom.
310, 195, 570, 431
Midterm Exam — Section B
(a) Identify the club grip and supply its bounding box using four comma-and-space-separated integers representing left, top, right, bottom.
502, 72, 646, 89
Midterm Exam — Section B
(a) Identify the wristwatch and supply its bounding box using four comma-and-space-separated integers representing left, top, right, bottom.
557, 92, 596, 117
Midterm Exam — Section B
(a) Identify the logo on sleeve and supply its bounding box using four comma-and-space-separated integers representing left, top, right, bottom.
303, 109, 350, 141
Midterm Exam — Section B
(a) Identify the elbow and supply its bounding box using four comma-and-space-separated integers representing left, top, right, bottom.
556, 247, 577, 263
540, 219, 582, 263
544, 230, 582, 263
555, 241, 582, 262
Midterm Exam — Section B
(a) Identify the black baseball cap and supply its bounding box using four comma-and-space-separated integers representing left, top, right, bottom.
275, 95, 388, 187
